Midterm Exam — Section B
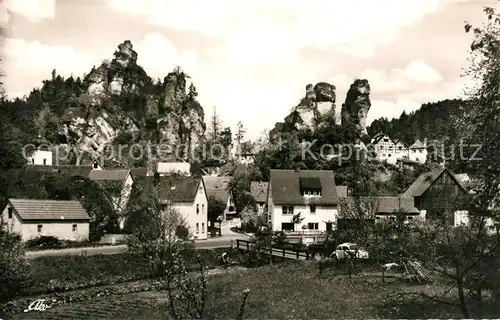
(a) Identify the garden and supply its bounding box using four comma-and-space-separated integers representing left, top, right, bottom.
7, 261, 486, 319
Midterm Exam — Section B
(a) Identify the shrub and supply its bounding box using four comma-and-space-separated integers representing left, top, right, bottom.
24, 235, 62, 250
0, 228, 31, 303
175, 225, 190, 241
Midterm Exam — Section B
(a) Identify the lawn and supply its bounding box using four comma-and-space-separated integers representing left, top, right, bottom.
12, 261, 479, 319
22, 247, 233, 296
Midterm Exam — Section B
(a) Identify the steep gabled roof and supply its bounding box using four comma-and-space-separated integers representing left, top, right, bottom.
203, 176, 231, 203
269, 170, 338, 205
157, 176, 202, 203
250, 181, 268, 203
372, 133, 396, 145
341, 196, 420, 214
128, 167, 149, 179
88, 169, 130, 181
7, 199, 90, 221
402, 168, 467, 197
409, 139, 426, 149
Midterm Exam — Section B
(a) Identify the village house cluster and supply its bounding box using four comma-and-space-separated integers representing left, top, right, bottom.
1, 131, 490, 244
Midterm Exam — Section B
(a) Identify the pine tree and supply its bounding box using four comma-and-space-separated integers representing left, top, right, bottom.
209, 106, 222, 141
234, 121, 246, 146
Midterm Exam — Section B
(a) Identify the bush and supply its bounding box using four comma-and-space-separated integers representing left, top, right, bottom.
175, 225, 190, 241
24, 235, 62, 250
0, 229, 31, 303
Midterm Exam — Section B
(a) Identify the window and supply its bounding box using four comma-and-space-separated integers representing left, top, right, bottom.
31, 158, 35, 164
72, 224, 77, 232
37, 225, 43, 233
282, 206, 294, 214
202, 223, 205, 233
388, 154, 392, 157
196, 223, 199, 234
196, 204, 199, 214
202, 204, 205, 214
281, 222, 294, 231
93, 162, 98, 169
43, 158, 46, 165
308, 222, 319, 230
309, 205, 316, 213
383, 138, 388, 142
8, 207, 12, 219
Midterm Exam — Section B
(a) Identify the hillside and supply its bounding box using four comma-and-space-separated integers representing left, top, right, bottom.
367, 99, 464, 145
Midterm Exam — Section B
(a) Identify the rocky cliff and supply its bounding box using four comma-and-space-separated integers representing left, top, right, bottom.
342, 79, 371, 135
268, 79, 371, 145
30, 40, 206, 166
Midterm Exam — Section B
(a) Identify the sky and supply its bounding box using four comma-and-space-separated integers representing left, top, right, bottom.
1, 0, 499, 140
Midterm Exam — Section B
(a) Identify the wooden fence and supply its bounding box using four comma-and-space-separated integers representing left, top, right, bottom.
235, 239, 311, 260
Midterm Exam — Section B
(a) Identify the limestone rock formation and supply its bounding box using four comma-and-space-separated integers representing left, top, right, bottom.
288, 82, 337, 129
342, 79, 371, 134
35, 40, 206, 165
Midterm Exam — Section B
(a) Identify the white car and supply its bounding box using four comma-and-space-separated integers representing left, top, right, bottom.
330, 242, 369, 260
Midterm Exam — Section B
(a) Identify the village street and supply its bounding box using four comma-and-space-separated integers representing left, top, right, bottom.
25, 224, 249, 259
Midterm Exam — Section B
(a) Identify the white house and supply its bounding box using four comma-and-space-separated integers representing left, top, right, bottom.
203, 176, 236, 219
371, 133, 397, 165
157, 175, 208, 240
1, 199, 90, 241
250, 181, 268, 215
393, 140, 410, 159
88, 169, 134, 229
267, 169, 340, 233
29, 149, 53, 166
409, 139, 427, 164
157, 162, 191, 176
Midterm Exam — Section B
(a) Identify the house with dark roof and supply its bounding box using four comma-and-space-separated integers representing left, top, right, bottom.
2, 199, 90, 241
339, 196, 421, 221
250, 181, 268, 214
203, 176, 236, 219
402, 167, 469, 226
267, 169, 340, 233
88, 169, 134, 229
156, 175, 208, 240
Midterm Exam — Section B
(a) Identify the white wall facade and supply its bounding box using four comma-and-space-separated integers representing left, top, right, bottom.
373, 135, 397, 165
1, 204, 89, 241
29, 150, 53, 166
270, 204, 338, 232
170, 182, 208, 240
409, 148, 427, 163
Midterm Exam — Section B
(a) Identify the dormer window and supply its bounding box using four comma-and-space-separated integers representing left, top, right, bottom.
299, 177, 322, 197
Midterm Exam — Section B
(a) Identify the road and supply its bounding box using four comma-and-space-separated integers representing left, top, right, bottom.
25, 229, 250, 259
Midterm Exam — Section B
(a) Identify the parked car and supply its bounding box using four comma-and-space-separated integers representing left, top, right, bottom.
330, 242, 369, 260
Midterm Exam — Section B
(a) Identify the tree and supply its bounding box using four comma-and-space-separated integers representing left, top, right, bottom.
0, 221, 31, 303
219, 126, 232, 149
207, 195, 225, 236
209, 106, 222, 141
234, 121, 246, 146
240, 205, 262, 233
127, 187, 209, 319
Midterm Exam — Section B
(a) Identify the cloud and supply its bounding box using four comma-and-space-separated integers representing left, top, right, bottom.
3, 38, 99, 97
1, 0, 56, 24
329, 60, 442, 94
134, 33, 200, 80
368, 76, 470, 123
108, 0, 445, 63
